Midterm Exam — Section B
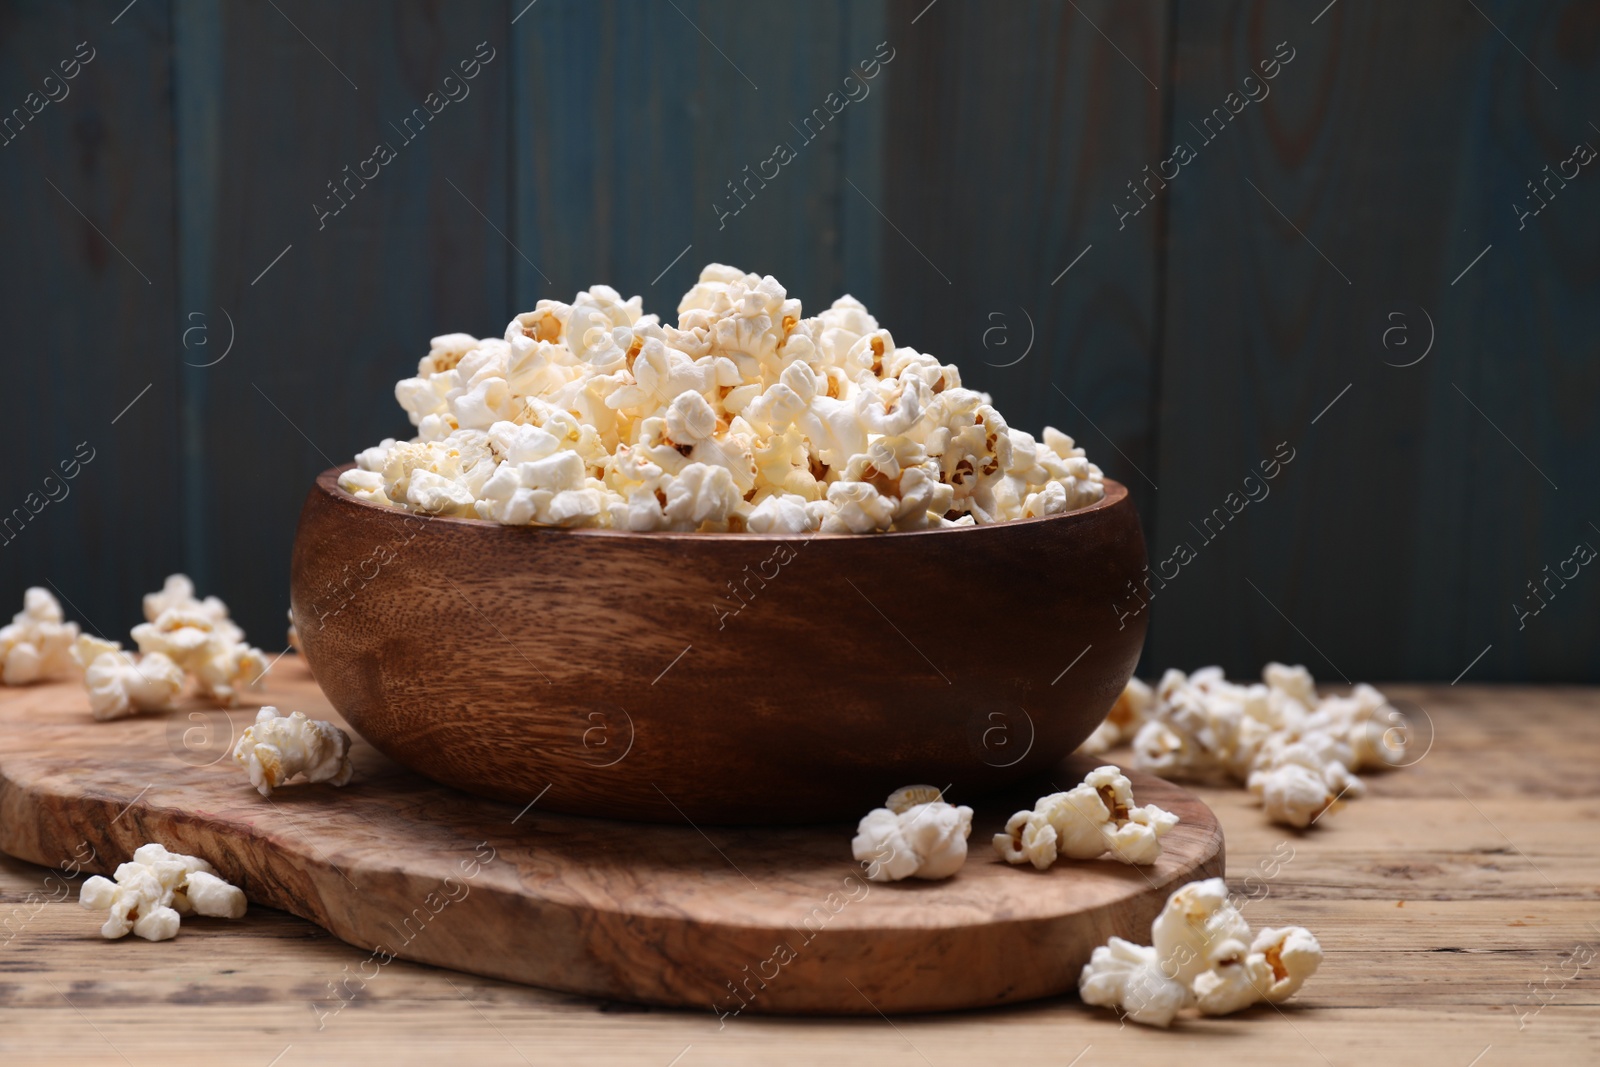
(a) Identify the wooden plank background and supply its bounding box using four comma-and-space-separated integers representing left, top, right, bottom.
0, 0, 1595, 682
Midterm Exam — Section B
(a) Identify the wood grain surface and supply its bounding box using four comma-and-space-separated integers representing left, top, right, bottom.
291, 470, 1149, 823
0, 0, 186, 623
0, 663, 1222, 1017
1149, 0, 1600, 682
2, 681, 1595, 1066
179, 0, 515, 653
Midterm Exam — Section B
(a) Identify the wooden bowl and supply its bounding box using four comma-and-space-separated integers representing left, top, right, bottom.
290, 467, 1148, 824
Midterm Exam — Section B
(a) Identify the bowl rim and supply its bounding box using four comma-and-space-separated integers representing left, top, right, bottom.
311, 465, 1131, 543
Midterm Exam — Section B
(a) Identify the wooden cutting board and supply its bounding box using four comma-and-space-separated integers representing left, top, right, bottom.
0, 661, 1223, 1015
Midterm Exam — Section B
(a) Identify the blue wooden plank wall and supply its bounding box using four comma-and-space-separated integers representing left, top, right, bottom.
0, 0, 1595, 682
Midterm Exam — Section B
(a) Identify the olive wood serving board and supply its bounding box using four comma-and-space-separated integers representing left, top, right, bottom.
0, 663, 1223, 1015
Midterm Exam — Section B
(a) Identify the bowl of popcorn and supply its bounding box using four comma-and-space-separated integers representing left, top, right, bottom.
291, 265, 1148, 823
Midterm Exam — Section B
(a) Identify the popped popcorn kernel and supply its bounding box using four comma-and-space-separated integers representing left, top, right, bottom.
852, 787, 974, 882
1079, 877, 1323, 1028
232, 706, 354, 797
78, 842, 248, 941
1104, 663, 1414, 828
0, 587, 80, 685
992, 764, 1178, 869
131, 574, 269, 707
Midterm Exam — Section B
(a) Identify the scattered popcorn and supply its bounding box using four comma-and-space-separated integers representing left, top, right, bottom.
1150, 877, 1252, 987
1246, 735, 1366, 828
1118, 663, 1412, 828
0, 587, 81, 685
340, 265, 1106, 533
1078, 937, 1192, 1028
993, 765, 1179, 869
1248, 924, 1324, 1003
131, 575, 268, 706
1076, 676, 1152, 755
852, 787, 974, 882
79, 861, 177, 941
1079, 877, 1323, 1027
1304, 683, 1408, 770
72, 634, 185, 721
78, 842, 248, 941
232, 706, 354, 797
143, 574, 241, 640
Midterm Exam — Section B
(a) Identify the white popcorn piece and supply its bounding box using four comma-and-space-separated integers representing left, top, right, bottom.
994, 808, 1060, 870
1263, 661, 1316, 707
746, 492, 812, 534
73, 634, 185, 721
183, 870, 249, 920
232, 706, 354, 797
993, 765, 1179, 869
339, 264, 1106, 533
1191, 925, 1324, 1016
1305, 682, 1409, 769
1103, 804, 1182, 866
1191, 937, 1268, 1016
1078, 937, 1192, 1029
1078, 676, 1153, 755
0, 587, 81, 685
853, 789, 974, 882
1129, 663, 1413, 828
1247, 738, 1366, 828
1080, 878, 1322, 1027
1249, 925, 1324, 1003
1150, 877, 1251, 987
131, 576, 268, 707
78, 842, 247, 941
338, 467, 394, 506
1076, 718, 1123, 757
142, 574, 243, 642
189, 639, 271, 708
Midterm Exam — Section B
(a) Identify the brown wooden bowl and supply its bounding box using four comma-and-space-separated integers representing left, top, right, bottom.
290, 467, 1148, 824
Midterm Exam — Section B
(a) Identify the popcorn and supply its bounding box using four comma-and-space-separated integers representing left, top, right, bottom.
73, 634, 185, 721
131, 575, 268, 707
1246, 736, 1366, 828
1150, 877, 1251, 986
142, 574, 240, 639
1077, 676, 1152, 755
1126, 663, 1413, 828
1191, 938, 1267, 1016
1078, 937, 1192, 1028
79, 861, 177, 941
0, 587, 81, 685
852, 787, 974, 882
78, 842, 248, 941
884, 784, 945, 814
1248, 925, 1324, 1003
1079, 877, 1322, 1028
183, 870, 250, 920
232, 706, 354, 797
341, 265, 1105, 532
993, 765, 1179, 869
1304, 682, 1408, 770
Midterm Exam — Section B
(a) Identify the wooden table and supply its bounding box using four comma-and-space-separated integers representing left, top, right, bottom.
2, 684, 1596, 1066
